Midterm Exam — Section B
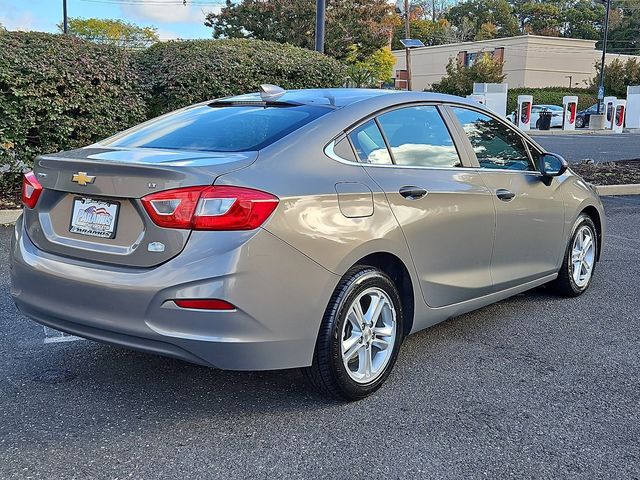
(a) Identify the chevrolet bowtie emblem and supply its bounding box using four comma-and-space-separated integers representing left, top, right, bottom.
71, 172, 96, 186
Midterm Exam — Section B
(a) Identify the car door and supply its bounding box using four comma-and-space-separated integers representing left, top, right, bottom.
348, 104, 496, 308
448, 106, 566, 291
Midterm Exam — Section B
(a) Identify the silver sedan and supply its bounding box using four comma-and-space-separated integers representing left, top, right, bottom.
11, 87, 604, 400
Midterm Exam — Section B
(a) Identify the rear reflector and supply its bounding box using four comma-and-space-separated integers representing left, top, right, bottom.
174, 299, 236, 310
141, 185, 278, 230
22, 172, 43, 209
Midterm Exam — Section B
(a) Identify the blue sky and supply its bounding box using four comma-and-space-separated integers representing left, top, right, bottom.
0, 0, 224, 39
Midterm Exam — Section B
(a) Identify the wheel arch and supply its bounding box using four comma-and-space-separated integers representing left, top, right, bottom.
352, 252, 415, 337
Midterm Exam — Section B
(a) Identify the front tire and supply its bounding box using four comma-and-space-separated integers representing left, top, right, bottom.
548, 214, 597, 297
302, 266, 404, 400
576, 116, 585, 128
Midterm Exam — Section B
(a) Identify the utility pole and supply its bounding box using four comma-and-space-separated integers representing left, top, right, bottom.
404, 0, 412, 91
315, 0, 326, 53
597, 0, 611, 114
62, 0, 68, 34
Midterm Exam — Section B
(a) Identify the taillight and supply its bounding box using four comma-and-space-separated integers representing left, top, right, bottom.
22, 172, 43, 209
141, 185, 279, 230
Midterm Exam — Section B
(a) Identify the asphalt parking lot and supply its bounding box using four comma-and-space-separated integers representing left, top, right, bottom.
1, 196, 639, 479
533, 132, 640, 163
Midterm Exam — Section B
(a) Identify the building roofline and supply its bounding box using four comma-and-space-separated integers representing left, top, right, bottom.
391, 34, 598, 54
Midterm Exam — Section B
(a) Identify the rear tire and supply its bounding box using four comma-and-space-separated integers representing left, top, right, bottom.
576, 116, 585, 128
302, 266, 404, 400
548, 214, 597, 297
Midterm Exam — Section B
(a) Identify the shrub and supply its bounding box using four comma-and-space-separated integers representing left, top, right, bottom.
591, 58, 640, 98
138, 39, 348, 116
0, 31, 148, 176
506, 87, 598, 113
431, 53, 506, 97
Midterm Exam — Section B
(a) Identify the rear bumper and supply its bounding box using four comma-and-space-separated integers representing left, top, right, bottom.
10, 216, 339, 370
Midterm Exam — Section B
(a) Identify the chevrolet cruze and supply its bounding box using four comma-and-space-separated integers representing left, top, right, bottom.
10, 87, 604, 400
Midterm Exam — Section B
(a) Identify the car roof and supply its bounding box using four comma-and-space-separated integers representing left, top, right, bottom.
221, 88, 399, 108
220, 88, 482, 109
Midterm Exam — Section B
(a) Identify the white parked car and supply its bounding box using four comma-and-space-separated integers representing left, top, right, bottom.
508, 104, 564, 129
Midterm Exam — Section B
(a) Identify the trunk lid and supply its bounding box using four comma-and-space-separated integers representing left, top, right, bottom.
24, 147, 257, 267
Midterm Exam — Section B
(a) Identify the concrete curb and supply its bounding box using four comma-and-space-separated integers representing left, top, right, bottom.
595, 184, 640, 196
530, 129, 636, 136
0, 209, 21, 225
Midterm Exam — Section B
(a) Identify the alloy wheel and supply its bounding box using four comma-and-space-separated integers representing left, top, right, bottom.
340, 287, 397, 384
571, 225, 595, 288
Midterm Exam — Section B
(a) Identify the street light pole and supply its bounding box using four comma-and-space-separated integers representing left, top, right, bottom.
404, 0, 412, 91
315, 0, 326, 53
62, 0, 68, 34
597, 0, 611, 114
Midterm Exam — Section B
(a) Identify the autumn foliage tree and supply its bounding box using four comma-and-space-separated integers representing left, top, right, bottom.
431, 53, 506, 97
204, 0, 396, 60
58, 18, 159, 49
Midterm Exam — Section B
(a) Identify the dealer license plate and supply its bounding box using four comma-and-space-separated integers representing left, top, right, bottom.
69, 197, 120, 239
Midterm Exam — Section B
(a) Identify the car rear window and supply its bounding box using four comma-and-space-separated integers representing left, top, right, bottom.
102, 104, 331, 152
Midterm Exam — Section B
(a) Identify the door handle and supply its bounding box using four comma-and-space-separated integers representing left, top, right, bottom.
399, 186, 428, 200
496, 189, 516, 202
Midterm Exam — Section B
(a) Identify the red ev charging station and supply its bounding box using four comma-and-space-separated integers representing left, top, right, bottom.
562, 96, 578, 131
613, 99, 626, 133
604, 96, 616, 129
516, 95, 533, 131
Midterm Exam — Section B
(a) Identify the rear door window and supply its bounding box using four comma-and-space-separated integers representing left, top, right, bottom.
103, 104, 331, 152
376, 105, 461, 168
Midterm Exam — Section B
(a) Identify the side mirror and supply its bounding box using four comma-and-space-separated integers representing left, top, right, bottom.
539, 152, 568, 178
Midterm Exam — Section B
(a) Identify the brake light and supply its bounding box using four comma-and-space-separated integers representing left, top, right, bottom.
141, 185, 278, 230
174, 299, 236, 310
22, 172, 43, 209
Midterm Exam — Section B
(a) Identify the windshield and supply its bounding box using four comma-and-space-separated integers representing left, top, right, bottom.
103, 104, 331, 152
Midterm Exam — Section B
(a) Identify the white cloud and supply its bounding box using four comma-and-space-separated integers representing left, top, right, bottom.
0, 10, 37, 31
122, 1, 218, 25
156, 28, 180, 41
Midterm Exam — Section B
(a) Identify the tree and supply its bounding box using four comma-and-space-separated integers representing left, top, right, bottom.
391, 18, 453, 49
515, 2, 562, 36
431, 52, 506, 97
591, 58, 640, 97
606, 1, 640, 55
445, 0, 520, 41
562, 0, 604, 40
476, 22, 499, 40
204, 0, 395, 60
345, 45, 395, 86
58, 18, 158, 49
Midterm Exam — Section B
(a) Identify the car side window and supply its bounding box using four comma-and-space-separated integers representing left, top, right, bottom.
376, 105, 461, 168
348, 120, 392, 165
451, 107, 535, 171
333, 137, 358, 163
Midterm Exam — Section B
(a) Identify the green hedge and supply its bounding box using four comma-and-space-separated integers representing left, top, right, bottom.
0, 31, 148, 174
138, 39, 348, 116
506, 87, 598, 114
0, 33, 347, 200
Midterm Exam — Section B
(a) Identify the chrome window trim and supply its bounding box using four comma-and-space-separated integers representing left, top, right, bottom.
325, 140, 544, 175
323, 99, 548, 174
324, 101, 472, 170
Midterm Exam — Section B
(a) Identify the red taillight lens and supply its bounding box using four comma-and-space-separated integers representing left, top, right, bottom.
22, 172, 43, 209
174, 299, 236, 310
141, 185, 278, 231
